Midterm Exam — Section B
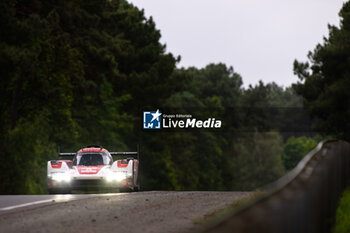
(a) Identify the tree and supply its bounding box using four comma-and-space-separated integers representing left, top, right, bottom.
0, 0, 319, 194
0, 0, 84, 193
240, 81, 311, 137
0, 0, 181, 194
293, 2, 350, 140
231, 132, 285, 190
281, 136, 318, 170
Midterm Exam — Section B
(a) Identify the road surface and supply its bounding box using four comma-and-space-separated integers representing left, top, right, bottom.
0, 191, 250, 233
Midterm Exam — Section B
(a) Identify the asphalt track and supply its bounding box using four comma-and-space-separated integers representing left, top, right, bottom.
0, 191, 250, 233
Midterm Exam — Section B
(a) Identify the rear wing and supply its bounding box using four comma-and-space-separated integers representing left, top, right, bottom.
110, 152, 137, 156
58, 152, 138, 156
58, 145, 140, 160
110, 150, 139, 161
110, 144, 139, 160
59, 153, 76, 156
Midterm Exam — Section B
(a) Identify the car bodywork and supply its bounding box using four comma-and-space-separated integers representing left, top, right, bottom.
47, 146, 139, 193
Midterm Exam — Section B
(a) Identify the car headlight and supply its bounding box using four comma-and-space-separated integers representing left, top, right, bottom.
106, 172, 126, 182
51, 172, 71, 182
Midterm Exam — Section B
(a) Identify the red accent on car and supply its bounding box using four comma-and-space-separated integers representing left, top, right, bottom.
76, 165, 104, 174
117, 160, 129, 168
51, 161, 62, 169
51, 160, 73, 169
78, 148, 106, 153
120, 179, 132, 187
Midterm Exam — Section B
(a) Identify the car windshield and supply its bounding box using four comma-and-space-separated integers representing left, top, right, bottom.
75, 153, 105, 166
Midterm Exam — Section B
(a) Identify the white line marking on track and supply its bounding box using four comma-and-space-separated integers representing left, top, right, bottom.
0, 199, 54, 211
0, 193, 127, 211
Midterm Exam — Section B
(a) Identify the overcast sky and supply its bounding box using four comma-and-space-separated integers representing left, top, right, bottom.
128, 0, 345, 88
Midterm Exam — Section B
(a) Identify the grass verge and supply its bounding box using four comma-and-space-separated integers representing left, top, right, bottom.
192, 191, 265, 225
333, 187, 350, 233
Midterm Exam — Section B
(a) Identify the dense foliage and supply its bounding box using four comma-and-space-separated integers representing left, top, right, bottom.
0, 0, 316, 194
293, 2, 350, 140
281, 136, 318, 170
332, 188, 350, 233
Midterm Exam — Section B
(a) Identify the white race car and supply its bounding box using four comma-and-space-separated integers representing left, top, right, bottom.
47, 146, 139, 193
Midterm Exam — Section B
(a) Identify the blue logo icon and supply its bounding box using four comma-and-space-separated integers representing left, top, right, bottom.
143, 110, 162, 129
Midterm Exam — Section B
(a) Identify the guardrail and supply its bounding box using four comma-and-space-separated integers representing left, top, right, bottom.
202, 140, 350, 233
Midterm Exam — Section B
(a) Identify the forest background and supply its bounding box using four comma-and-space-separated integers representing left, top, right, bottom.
1, 0, 348, 194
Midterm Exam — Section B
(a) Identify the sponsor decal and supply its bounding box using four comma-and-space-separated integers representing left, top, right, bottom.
77, 165, 104, 174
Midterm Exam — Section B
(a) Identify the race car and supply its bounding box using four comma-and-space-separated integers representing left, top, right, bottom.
47, 146, 139, 194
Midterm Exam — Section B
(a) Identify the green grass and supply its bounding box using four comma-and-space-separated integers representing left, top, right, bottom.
333, 188, 350, 233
